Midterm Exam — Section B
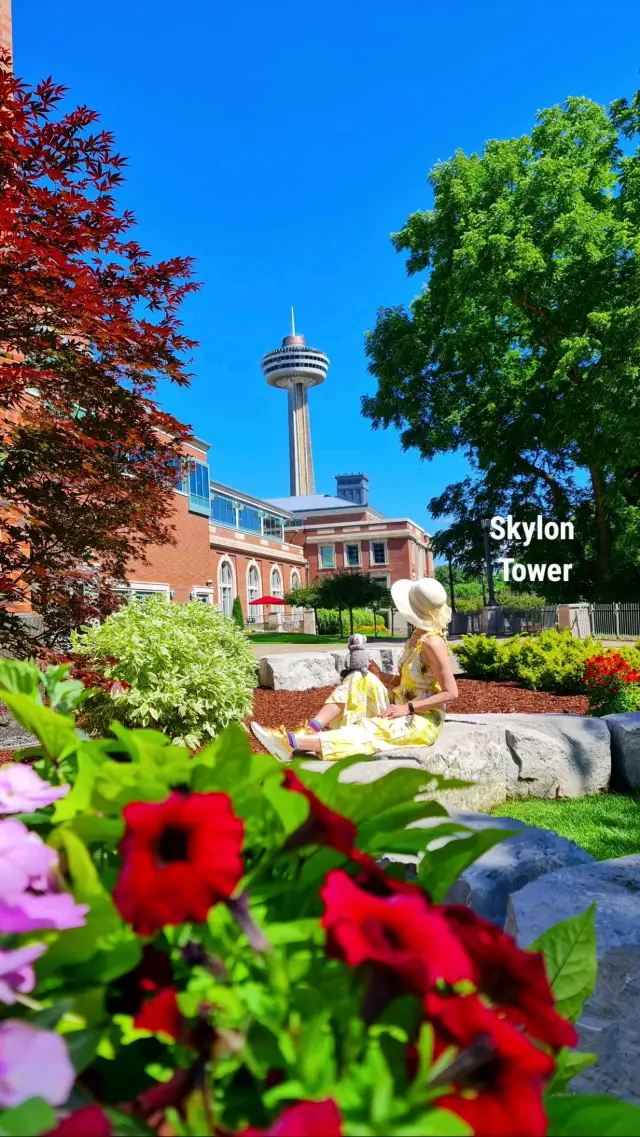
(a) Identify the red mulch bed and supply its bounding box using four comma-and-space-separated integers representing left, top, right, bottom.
247, 679, 589, 749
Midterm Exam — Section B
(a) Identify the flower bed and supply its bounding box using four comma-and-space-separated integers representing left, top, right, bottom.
248, 680, 589, 749
0, 656, 636, 1135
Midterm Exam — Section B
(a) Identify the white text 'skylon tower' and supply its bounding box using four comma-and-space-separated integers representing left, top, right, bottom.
261, 311, 330, 496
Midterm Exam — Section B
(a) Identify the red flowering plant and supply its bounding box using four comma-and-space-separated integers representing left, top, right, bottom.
584, 651, 640, 716
1, 667, 639, 1137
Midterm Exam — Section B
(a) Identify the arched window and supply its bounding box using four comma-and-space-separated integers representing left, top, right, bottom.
270, 566, 283, 600
219, 560, 234, 617
247, 563, 261, 622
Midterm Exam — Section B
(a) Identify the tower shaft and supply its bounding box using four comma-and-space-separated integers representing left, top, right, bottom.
287, 383, 315, 495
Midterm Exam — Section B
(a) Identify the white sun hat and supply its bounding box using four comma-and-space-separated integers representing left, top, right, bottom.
391, 577, 451, 633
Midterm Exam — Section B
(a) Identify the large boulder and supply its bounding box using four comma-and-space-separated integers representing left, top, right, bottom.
301, 718, 507, 811
448, 714, 611, 799
505, 856, 640, 1104
443, 810, 595, 926
603, 712, 640, 790
258, 652, 341, 691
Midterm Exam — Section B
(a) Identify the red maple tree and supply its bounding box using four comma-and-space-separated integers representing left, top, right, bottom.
0, 53, 199, 650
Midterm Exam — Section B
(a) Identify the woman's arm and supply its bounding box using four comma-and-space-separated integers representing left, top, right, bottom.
380, 636, 458, 717
368, 660, 401, 689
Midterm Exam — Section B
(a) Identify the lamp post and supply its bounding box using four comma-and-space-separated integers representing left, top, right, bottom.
447, 556, 456, 613
480, 518, 496, 606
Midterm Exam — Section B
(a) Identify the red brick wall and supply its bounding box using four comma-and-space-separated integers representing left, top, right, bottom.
0, 0, 12, 62
126, 490, 212, 603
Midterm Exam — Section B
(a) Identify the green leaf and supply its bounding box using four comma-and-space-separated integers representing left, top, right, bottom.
418, 827, 517, 901
64, 1026, 103, 1073
547, 1048, 597, 1095
0, 659, 41, 697
529, 905, 597, 1022
357, 800, 448, 842
547, 1094, 640, 1136
0, 1099, 56, 1137
365, 821, 470, 856
192, 725, 279, 792
0, 691, 78, 761
390, 1108, 472, 1136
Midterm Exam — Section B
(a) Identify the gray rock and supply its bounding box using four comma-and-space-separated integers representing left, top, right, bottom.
0, 709, 37, 753
506, 856, 640, 1104
603, 712, 640, 789
448, 714, 611, 799
443, 809, 595, 926
258, 652, 341, 691
301, 719, 507, 812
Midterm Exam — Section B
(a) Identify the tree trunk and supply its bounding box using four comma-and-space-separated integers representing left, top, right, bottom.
349, 607, 354, 635
589, 464, 612, 588
372, 602, 378, 640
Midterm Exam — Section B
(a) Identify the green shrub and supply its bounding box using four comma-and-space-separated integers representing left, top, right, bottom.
453, 597, 482, 614
232, 594, 244, 630
457, 628, 609, 692
72, 594, 257, 747
316, 607, 387, 636
495, 590, 546, 610
455, 634, 506, 678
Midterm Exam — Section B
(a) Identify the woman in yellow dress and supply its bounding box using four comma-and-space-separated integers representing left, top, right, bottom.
250, 577, 458, 762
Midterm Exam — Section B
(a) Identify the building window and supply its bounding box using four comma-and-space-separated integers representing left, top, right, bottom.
263, 514, 284, 541
270, 566, 284, 598
345, 544, 360, 567
371, 540, 387, 565
211, 492, 236, 528
319, 545, 335, 569
239, 505, 262, 533
188, 460, 211, 516
219, 560, 234, 617
290, 569, 301, 592
117, 582, 171, 603
247, 564, 261, 623
191, 588, 214, 604
171, 458, 188, 494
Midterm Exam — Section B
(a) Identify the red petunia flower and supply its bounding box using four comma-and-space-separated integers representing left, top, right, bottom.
134, 986, 183, 1041
238, 1098, 343, 1136
113, 792, 244, 935
45, 1106, 112, 1137
282, 770, 374, 869
425, 992, 555, 1137
321, 870, 473, 996
442, 905, 577, 1050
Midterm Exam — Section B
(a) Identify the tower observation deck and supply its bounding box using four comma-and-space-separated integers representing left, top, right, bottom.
261, 311, 329, 496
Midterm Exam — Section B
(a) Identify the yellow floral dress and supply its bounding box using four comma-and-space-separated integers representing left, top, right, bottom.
319, 631, 445, 760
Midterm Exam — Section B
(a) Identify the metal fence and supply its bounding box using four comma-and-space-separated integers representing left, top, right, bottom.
586, 603, 640, 640
452, 606, 558, 637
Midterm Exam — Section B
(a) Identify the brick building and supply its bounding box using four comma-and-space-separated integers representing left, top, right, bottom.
126, 459, 432, 633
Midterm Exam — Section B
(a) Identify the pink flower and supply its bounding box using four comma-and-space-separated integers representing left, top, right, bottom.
0, 1021, 75, 1108
0, 819, 57, 892
0, 819, 88, 934
0, 892, 88, 934
0, 765, 70, 814
0, 943, 46, 1004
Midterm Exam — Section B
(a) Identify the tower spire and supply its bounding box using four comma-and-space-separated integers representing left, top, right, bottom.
290, 306, 296, 337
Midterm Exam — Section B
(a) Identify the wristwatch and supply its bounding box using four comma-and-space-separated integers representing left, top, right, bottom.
408, 702, 415, 715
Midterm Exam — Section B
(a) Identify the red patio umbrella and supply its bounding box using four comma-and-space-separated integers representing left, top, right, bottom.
250, 596, 286, 605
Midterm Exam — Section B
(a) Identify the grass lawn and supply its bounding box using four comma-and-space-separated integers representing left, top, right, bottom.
492, 793, 640, 860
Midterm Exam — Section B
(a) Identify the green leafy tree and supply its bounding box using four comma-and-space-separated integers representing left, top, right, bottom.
316, 572, 386, 636
284, 583, 321, 631
232, 594, 245, 631
363, 89, 640, 600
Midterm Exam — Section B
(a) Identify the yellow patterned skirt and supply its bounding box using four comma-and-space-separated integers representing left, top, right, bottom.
320, 671, 444, 760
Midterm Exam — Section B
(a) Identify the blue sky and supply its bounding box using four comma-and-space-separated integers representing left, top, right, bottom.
16, 0, 640, 534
